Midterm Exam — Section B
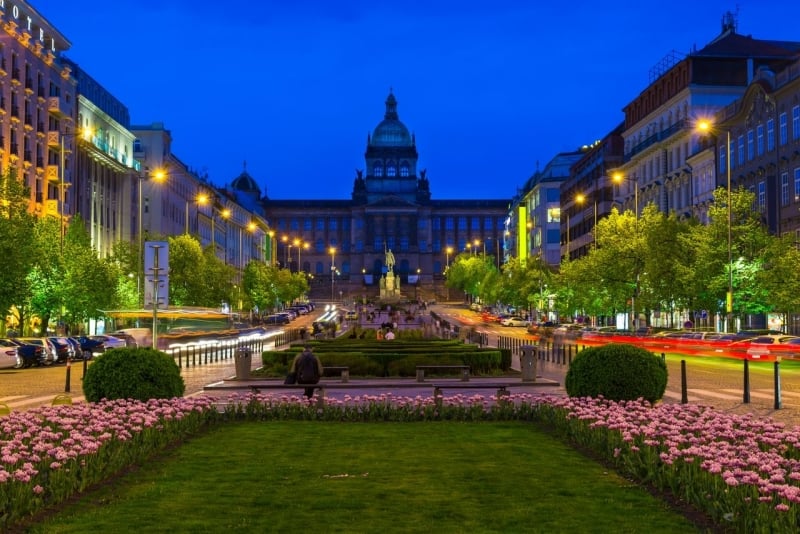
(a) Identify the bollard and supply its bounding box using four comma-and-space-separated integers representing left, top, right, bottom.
680, 360, 687, 404
774, 360, 782, 410
743, 359, 750, 404
64, 359, 71, 393
82, 357, 88, 379
661, 352, 666, 364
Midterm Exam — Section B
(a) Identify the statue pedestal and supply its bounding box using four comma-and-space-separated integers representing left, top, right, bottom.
380, 272, 401, 300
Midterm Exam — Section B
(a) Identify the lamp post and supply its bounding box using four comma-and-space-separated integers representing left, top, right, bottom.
445, 246, 453, 302
138, 168, 166, 307
697, 121, 734, 331
575, 193, 598, 250
330, 246, 336, 302
219, 208, 231, 264
613, 172, 640, 330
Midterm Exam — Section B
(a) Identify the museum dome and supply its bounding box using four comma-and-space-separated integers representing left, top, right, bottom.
230, 164, 260, 193
371, 91, 413, 147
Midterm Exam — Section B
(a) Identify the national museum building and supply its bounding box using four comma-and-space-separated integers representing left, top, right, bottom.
230, 92, 509, 300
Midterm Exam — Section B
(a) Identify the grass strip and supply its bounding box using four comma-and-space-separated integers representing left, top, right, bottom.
28, 422, 699, 533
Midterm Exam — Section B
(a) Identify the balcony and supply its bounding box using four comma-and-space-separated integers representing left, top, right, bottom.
48, 96, 69, 117
46, 131, 60, 147
45, 164, 60, 183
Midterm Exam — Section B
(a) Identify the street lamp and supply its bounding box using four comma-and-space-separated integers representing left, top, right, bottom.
445, 246, 453, 302
575, 193, 598, 250
698, 120, 733, 332
329, 246, 336, 302
612, 172, 641, 330
219, 208, 231, 264
137, 168, 167, 307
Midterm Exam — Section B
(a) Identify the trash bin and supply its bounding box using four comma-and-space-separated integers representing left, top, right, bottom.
520, 345, 537, 382
235, 347, 252, 380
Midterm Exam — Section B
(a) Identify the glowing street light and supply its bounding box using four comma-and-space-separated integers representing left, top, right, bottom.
329, 246, 336, 301
697, 119, 734, 331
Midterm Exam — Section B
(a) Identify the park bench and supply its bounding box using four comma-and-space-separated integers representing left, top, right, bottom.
323, 366, 350, 383
416, 365, 470, 382
431, 382, 511, 407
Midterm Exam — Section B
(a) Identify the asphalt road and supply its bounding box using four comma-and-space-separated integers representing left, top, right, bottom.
4, 303, 800, 429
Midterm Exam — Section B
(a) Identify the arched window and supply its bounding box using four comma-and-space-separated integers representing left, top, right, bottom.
400, 163, 410, 177
373, 163, 383, 177
387, 162, 396, 177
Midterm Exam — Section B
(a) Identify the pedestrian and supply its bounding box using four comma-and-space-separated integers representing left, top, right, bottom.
289, 344, 323, 399
377, 329, 384, 340
385, 329, 395, 340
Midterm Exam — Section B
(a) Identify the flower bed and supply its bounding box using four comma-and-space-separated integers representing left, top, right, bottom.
0, 397, 218, 527
2, 392, 799, 531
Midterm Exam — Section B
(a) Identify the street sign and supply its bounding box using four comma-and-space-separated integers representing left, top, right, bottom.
144, 241, 169, 309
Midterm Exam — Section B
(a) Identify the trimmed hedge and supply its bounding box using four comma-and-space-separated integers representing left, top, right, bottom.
564, 343, 667, 403
83, 347, 185, 402
257, 337, 506, 378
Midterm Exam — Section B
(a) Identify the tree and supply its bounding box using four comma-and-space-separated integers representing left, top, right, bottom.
0, 170, 37, 334
167, 234, 206, 306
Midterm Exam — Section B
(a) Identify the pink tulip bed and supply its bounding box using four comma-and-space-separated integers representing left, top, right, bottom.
0, 397, 218, 527
2, 391, 799, 532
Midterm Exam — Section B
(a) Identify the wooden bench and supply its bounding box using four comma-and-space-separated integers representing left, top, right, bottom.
416, 365, 470, 382
431, 382, 511, 407
323, 366, 350, 383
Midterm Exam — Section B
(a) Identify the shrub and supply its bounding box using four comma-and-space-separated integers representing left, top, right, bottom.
83, 347, 185, 402
564, 343, 667, 403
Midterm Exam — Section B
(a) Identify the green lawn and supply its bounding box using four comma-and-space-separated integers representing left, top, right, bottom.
27, 422, 701, 533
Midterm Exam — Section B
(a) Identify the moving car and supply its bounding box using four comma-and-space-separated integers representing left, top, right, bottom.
501, 316, 530, 327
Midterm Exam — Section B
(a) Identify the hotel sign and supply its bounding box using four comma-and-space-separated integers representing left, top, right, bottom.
0, 0, 60, 53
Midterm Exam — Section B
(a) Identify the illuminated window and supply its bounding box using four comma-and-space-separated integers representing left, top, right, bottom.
373, 164, 383, 177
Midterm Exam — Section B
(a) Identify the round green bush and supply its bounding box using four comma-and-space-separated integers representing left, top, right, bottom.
564, 343, 667, 403
82, 347, 185, 402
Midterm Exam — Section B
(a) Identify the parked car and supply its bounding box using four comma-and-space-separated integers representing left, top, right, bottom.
501, 316, 530, 327
9, 338, 44, 367
344, 310, 359, 321
108, 331, 138, 347
90, 334, 128, 350
0, 338, 24, 369
264, 314, 290, 325
71, 336, 106, 359
14, 337, 56, 365
48, 337, 75, 363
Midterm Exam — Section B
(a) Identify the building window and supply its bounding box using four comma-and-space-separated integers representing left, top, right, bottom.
304, 218, 312, 230
355, 240, 363, 252
400, 237, 409, 252
767, 119, 775, 151
400, 163, 409, 177
419, 239, 427, 252
387, 237, 395, 250
315, 239, 325, 253
781, 172, 789, 206
418, 218, 426, 230
374, 238, 382, 251
341, 241, 350, 252
795, 168, 800, 201
458, 217, 467, 230
432, 238, 440, 253
747, 130, 754, 161
484, 217, 493, 231
387, 163, 396, 177
342, 218, 350, 231
793, 106, 800, 141
445, 217, 454, 230
757, 125, 764, 156
780, 112, 788, 146
471, 217, 480, 230
432, 217, 441, 231
737, 135, 745, 165
758, 181, 766, 212
329, 217, 338, 230
316, 218, 325, 231
277, 219, 287, 231
290, 218, 299, 231
373, 164, 383, 177
355, 218, 363, 230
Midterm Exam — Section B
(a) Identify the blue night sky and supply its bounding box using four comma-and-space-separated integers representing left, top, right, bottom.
41, 1, 800, 200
